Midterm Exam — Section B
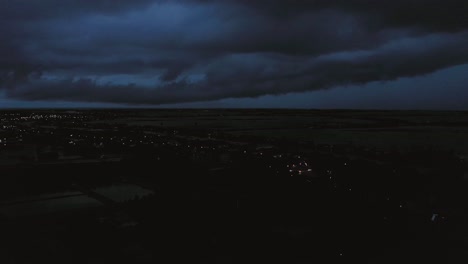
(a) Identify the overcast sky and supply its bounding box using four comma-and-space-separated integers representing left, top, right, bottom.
1, 0, 467, 109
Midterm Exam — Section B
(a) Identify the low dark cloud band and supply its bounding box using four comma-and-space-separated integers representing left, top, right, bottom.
1, 0, 467, 105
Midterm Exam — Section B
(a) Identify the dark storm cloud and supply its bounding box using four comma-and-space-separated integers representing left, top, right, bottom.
191, 0, 468, 32
0, 0, 155, 21
1, 0, 468, 105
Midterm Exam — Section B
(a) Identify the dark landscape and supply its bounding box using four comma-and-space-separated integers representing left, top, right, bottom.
2, 0, 468, 262
0, 109, 467, 263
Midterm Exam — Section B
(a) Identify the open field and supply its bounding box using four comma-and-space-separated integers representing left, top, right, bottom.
88, 109, 468, 153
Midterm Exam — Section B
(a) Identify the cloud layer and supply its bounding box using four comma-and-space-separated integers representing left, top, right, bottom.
1, 0, 468, 105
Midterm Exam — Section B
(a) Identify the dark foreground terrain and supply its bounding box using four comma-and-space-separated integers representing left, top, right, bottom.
0, 109, 468, 263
